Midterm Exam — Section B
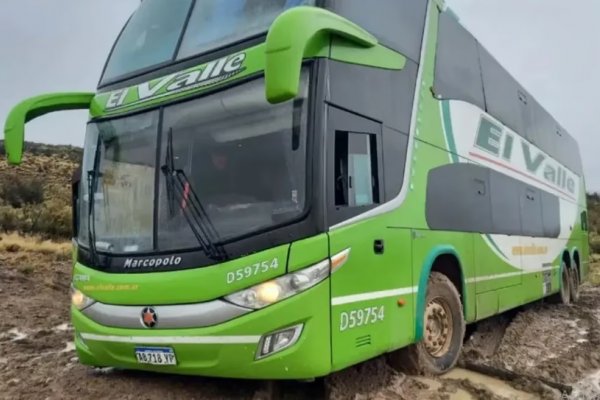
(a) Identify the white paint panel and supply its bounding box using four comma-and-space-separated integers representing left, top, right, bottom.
448, 100, 580, 202
466, 265, 559, 284
447, 100, 579, 267
486, 234, 568, 271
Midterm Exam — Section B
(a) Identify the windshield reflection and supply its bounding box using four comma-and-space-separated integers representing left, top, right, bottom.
78, 112, 158, 253
157, 74, 308, 251
78, 73, 309, 255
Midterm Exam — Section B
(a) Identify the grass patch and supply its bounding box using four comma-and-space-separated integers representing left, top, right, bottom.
0, 233, 71, 258
588, 259, 600, 286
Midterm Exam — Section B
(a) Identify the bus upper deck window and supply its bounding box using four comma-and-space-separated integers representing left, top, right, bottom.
177, 0, 312, 60
101, 0, 193, 83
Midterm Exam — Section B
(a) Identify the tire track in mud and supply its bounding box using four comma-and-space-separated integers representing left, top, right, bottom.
4, 254, 600, 399
461, 285, 600, 399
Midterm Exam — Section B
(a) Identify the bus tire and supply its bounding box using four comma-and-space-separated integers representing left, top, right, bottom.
569, 266, 580, 303
392, 272, 465, 375
549, 262, 571, 305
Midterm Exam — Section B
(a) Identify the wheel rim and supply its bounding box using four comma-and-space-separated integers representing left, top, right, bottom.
424, 298, 453, 358
562, 269, 570, 302
572, 269, 579, 296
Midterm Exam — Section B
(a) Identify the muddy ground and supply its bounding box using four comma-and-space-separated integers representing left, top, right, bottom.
2, 251, 600, 400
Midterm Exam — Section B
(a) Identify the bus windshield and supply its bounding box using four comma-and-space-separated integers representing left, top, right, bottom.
78, 74, 308, 255
102, 0, 313, 84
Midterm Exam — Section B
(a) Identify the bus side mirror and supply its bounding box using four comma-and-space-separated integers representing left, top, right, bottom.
3, 92, 94, 165
264, 6, 406, 104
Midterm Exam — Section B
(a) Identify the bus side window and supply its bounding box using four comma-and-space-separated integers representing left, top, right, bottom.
72, 166, 82, 238
582, 211, 588, 231
334, 131, 380, 208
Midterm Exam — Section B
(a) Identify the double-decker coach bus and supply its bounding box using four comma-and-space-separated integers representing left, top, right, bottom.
3, 0, 589, 378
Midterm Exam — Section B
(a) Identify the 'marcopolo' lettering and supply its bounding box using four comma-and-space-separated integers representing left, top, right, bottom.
124, 256, 182, 269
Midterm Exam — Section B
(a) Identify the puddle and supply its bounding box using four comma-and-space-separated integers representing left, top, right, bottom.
414, 376, 475, 400
92, 367, 116, 375
61, 342, 75, 353
1, 328, 28, 342
565, 319, 580, 329
53, 323, 71, 332
442, 368, 538, 400
571, 370, 600, 399
1, 324, 71, 342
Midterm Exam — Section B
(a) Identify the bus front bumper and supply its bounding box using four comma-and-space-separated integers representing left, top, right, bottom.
72, 281, 331, 379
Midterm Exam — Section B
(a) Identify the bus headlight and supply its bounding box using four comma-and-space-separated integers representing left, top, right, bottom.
225, 260, 330, 309
70, 285, 95, 310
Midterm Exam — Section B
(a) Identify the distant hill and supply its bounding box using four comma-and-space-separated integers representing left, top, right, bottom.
588, 193, 600, 252
0, 140, 82, 163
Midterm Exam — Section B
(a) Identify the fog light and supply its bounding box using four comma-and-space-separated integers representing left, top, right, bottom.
256, 324, 303, 359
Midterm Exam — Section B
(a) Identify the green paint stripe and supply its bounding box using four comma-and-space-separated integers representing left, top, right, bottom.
485, 234, 508, 260
415, 246, 466, 341
441, 101, 459, 163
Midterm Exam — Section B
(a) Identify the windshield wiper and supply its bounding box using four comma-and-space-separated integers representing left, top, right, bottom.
87, 133, 103, 266
161, 129, 227, 261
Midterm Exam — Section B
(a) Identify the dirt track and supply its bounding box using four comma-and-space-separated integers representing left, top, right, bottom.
2, 251, 600, 400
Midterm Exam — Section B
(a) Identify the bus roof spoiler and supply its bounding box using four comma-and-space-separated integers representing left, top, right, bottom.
3, 92, 94, 165
265, 6, 402, 104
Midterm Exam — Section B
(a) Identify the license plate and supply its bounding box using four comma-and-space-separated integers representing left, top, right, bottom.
134, 347, 177, 365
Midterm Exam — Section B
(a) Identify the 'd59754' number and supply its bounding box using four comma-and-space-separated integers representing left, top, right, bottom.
340, 306, 385, 332
226, 259, 279, 284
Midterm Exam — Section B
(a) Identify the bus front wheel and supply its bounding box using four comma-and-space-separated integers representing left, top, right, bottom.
392, 272, 465, 375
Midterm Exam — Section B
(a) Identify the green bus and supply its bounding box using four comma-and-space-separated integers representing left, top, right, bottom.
3, 0, 589, 379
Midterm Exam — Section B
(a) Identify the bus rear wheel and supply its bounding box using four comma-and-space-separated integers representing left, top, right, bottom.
392, 272, 465, 375
549, 263, 571, 305
569, 266, 580, 303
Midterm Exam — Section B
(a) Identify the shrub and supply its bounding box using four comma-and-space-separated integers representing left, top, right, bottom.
0, 202, 71, 239
0, 177, 45, 208
6, 243, 21, 253
590, 238, 600, 255
0, 206, 20, 232
34, 200, 72, 239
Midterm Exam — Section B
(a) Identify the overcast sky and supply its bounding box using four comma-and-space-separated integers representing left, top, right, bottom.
0, 1, 599, 190
447, 0, 600, 191
0, 0, 139, 152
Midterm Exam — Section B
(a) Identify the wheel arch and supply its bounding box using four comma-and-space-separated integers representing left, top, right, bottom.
571, 246, 580, 282
557, 248, 572, 291
559, 248, 571, 283
415, 246, 467, 342
562, 248, 572, 269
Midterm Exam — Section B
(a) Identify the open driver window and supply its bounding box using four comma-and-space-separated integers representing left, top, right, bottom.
334, 131, 380, 208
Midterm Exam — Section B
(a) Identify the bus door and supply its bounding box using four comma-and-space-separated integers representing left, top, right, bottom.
325, 106, 414, 370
